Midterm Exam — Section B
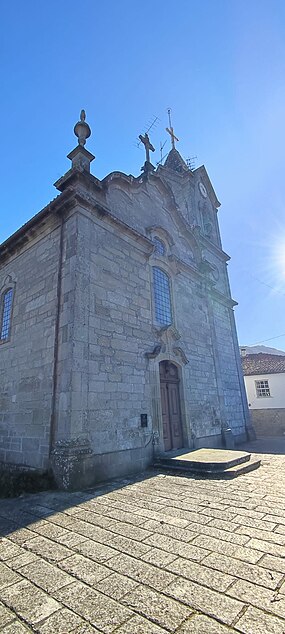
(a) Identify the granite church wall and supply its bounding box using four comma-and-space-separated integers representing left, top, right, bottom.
173, 270, 223, 445
51, 209, 156, 487
211, 299, 248, 441
0, 218, 61, 470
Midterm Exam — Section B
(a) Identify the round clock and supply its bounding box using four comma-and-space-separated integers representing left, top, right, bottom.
199, 182, 207, 198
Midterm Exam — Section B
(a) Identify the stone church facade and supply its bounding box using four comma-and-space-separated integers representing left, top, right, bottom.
0, 112, 251, 489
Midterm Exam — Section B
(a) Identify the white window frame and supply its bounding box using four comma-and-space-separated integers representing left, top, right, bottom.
255, 379, 271, 398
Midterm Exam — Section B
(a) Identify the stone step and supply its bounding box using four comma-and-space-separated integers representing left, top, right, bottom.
220, 457, 261, 478
155, 448, 251, 472
153, 458, 261, 479
153, 456, 261, 478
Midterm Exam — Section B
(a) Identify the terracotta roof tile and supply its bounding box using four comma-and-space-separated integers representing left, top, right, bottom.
241, 353, 285, 376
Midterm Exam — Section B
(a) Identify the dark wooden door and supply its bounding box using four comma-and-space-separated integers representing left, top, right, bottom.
159, 362, 183, 451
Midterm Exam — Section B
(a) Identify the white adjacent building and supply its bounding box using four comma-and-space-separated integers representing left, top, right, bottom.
241, 351, 285, 437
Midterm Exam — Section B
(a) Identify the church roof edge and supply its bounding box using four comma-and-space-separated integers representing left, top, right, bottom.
0, 190, 72, 261
194, 164, 221, 208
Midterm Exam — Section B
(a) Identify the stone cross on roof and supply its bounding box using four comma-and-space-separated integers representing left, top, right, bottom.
139, 132, 155, 164
166, 108, 179, 149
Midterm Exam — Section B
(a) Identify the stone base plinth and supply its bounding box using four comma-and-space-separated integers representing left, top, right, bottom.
50, 440, 154, 490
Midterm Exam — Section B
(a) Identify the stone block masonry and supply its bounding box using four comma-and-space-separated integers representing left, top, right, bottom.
0, 116, 250, 488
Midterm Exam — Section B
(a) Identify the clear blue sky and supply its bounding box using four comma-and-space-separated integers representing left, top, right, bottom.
1, 0, 285, 350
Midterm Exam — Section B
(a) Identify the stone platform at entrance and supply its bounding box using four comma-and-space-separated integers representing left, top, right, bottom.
155, 448, 261, 477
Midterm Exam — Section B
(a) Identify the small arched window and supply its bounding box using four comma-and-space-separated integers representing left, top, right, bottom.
0, 288, 13, 342
153, 237, 166, 256
153, 267, 172, 326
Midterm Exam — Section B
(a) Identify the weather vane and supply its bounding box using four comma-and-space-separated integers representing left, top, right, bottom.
166, 108, 179, 149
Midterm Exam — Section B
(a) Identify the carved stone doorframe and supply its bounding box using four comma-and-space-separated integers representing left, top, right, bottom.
147, 349, 190, 455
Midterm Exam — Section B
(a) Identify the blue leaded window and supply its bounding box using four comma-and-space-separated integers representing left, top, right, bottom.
0, 289, 13, 341
153, 267, 172, 325
153, 237, 166, 256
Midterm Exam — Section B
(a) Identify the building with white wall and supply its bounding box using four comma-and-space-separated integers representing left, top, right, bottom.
242, 353, 285, 437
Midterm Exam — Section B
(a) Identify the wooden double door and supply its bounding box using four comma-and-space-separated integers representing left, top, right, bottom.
159, 361, 183, 451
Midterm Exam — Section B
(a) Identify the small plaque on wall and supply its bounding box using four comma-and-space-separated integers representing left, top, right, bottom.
141, 414, 148, 427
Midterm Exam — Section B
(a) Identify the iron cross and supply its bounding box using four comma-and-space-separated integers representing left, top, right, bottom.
166, 108, 179, 149
139, 132, 155, 163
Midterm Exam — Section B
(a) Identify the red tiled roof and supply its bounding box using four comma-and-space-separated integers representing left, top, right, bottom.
241, 353, 285, 376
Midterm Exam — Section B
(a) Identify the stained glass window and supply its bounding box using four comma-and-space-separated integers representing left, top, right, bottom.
0, 289, 13, 341
153, 267, 172, 325
153, 237, 166, 256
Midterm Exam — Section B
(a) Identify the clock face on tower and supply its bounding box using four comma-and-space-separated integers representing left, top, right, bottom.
199, 182, 207, 198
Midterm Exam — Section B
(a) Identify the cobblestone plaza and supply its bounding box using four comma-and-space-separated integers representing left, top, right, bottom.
1, 442, 285, 633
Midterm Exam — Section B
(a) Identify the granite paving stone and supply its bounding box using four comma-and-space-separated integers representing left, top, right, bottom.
44, 513, 75, 528
259, 553, 285, 574
94, 571, 139, 600
141, 547, 178, 568
0, 561, 22, 589
106, 534, 152, 558
235, 605, 285, 634
105, 552, 176, 590
107, 520, 153, 542
245, 537, 285, 557
0, 579, 61, 626
1, 622, 34, 633
230, 515, 278, 531
143, 532, 210, 561
73, 538, 117, 563
74, 509, 116, 529
165, 577, 244, 625
31, 522, 68, 540
34, 608, 94, 633
1, 447, 285, 633
72, 624, 101, 633
65, 520, 114, 543
4, 551, 39, 571
190, 534, 263, 564
23, 535, 71, 562
19, 559, 72, 593
115, 614, 169, 633
202, 551, 284, 590
53, 580, 133, 633
0, 539, 24, 561
0, 601, 16, 627
53, 530, 88, 548
122, 583, 192, 631
235, 524, 285, 545
58, 553, 112, 586
166, 556, 235, 591
140, 518, 198, 542
7, 528, 36, 545
227, 578, 285, 620
177, 614, 239, 632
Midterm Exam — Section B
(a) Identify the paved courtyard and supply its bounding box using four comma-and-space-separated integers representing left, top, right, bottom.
1, 445, 285, 633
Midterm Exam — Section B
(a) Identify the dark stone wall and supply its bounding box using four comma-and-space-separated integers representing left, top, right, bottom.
250, 408, 285, 437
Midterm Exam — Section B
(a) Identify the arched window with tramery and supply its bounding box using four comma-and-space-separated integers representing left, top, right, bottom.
0, 288, 14, 342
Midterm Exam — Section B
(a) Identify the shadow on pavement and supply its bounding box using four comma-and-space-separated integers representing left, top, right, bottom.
237, 435, 285, 455
0, 469, 159, 540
